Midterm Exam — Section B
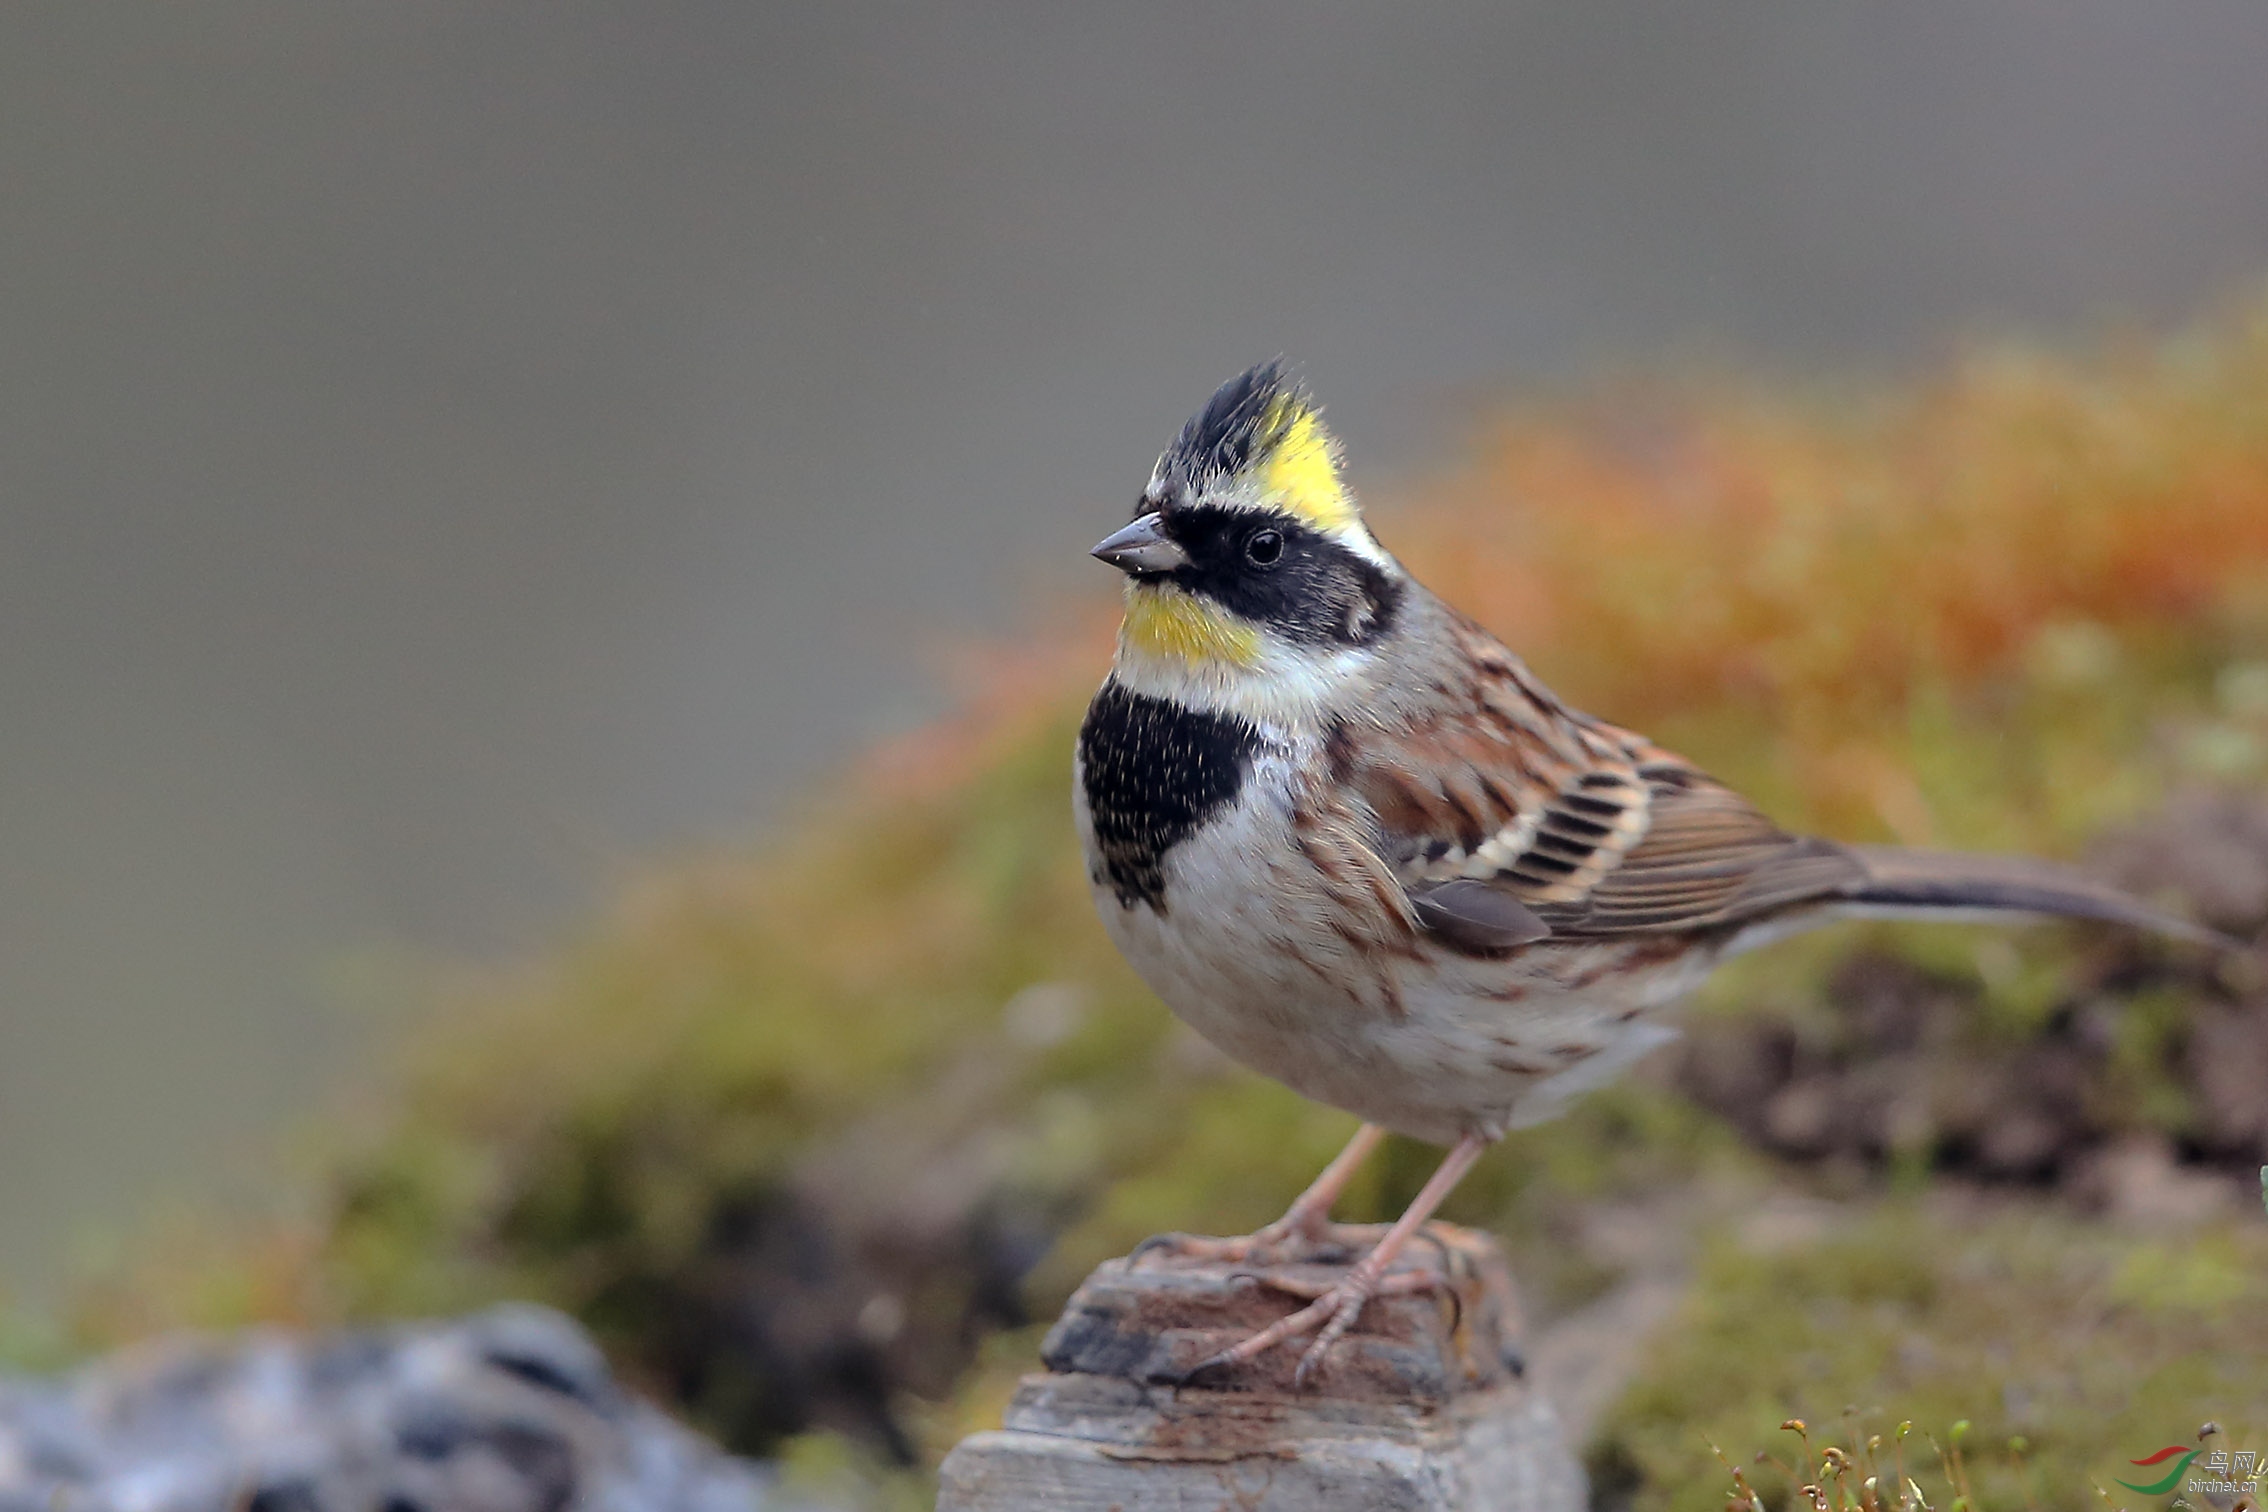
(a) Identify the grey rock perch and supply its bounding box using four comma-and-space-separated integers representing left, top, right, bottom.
0, 1303, 794, 1512
937, 1223, 1586, 1512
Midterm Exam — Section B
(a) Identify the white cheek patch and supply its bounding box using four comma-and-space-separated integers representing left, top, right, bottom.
1111, 630, 1381, 729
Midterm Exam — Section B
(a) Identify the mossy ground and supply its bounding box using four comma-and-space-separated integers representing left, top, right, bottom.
15, 292, 2268, 1506
1593, 1196, 2268, 1512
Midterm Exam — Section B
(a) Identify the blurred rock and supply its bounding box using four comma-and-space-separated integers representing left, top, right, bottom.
2066, 1134, 2240, 1229
1034, 1223, 1526, 1401
2091, 790, 2268, 939
646, 1020, 1084, 1461
2185, 1002, 2268, 1153
1674, 794, 2268, 1196
1524, 1198, 1700, 1444
0, 1304, 792, 1512
938, 1223, 1583, 1512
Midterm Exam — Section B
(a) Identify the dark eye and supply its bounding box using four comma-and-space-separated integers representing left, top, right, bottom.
1245, 529, 1284, 566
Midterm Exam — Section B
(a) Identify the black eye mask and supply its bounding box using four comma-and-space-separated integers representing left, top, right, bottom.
1158, 506, 1402, 647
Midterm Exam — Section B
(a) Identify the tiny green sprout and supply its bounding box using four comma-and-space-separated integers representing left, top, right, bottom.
2009, 1435, 2029, 1455
1897, 1423, 1914, 1442
1951, 1421, 1971, 1446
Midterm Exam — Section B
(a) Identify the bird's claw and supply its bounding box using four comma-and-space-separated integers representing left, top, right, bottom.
1130, 1230, 1269, 1268
1128, 1215, 1345, 1271
1127, 1231, 1206, 1267
1187, 1267, 1445, 1387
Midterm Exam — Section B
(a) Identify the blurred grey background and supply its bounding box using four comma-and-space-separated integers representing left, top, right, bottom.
7, 0, 2268, 1294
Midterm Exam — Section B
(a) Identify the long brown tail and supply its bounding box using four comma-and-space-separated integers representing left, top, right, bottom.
1842, 845, 2235, 949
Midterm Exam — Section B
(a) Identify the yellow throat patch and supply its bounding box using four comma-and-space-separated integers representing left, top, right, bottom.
1121, 584, 1262, 668
1257, 401, 1357, 535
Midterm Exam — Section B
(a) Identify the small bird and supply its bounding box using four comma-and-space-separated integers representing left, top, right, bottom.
1074, 361, 2223, 1384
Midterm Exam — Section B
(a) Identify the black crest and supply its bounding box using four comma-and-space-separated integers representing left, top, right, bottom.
1155, 360, 1307, 495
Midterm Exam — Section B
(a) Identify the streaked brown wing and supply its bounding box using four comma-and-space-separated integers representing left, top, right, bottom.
1346, 620, 2219, 953
1341, 621, 1864, 947
1522, 761, 1864, 935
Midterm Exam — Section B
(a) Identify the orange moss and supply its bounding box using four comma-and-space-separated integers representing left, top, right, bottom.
1382, 304, 2268, 840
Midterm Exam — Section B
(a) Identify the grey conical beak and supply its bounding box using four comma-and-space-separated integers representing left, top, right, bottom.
1091, 512, 1189, 575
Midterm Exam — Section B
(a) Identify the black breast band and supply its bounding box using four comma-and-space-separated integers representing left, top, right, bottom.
1079, 681, 1260, 910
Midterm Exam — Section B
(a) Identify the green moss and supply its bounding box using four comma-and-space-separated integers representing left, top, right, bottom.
1595, 1202, 2268, 1512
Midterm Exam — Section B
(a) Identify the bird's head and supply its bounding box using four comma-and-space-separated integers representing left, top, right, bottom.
1092, 362, 1404, 710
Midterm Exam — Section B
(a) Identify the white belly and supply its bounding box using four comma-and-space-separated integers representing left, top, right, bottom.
1076, 750, 1699, 1145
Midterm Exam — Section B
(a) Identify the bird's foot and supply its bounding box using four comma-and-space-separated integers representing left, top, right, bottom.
1128, 1214, 1361, 1271
1188, 1264, 1443, 1388
1126, 1230, 1255, 1267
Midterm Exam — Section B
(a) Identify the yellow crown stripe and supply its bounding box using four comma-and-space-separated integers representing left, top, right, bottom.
1259, 402, 1355, 533
1122, 585, 1262, 668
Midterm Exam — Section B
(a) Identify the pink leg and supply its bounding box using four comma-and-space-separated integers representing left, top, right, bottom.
1132, 1122, 1388, 1266
1269, 1121, 1388, 1239
1198, 1131, 1489, 1386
